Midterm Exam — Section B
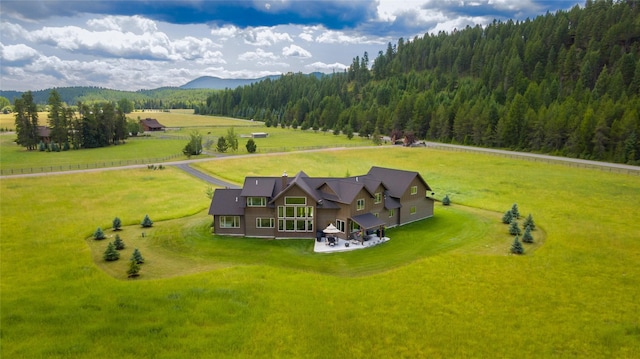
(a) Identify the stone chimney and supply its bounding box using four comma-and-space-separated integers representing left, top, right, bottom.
281, 171, 288, 189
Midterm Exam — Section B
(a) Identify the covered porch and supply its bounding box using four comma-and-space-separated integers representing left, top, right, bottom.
313, 213, 389, 253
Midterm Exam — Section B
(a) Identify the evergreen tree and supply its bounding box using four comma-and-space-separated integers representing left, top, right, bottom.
131, 248, 144, 264
216, 136, 228, 153
511, 235, 524, 254
112, 217, 122, 231
113, 234, 125, 250
523, 214, 536, 230
94, 227, 106, 240
141, 214, 153, 228
522, 225, 534, 243
103, 241, 120, 261
226, 127, 239, 152
510, 203, 520, 219
127, 259, 141, 278
442, 194, 451, 205
502, 210, 513, 224
245, 138, 257, 153
509, 219, 522, 235
14, 91, 39, 150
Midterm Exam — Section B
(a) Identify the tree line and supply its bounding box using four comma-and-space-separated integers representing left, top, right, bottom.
198, 0, 640, 164
13, 89, 142, 151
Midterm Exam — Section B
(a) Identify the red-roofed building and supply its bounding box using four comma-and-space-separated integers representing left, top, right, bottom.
139, 118, 166, 132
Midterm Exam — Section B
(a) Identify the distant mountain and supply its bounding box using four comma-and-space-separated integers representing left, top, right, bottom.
180, 75, 281, 89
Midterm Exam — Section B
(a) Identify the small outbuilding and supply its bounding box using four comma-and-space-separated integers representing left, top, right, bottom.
139, 118, 166, 132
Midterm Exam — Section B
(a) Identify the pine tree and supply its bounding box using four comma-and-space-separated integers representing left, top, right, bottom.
141, 214, 153, 228
131, 248, 144, 264
510, 203, 520, 219
511, 235, 524, 254
245, 138, 257, 153
442, 194, 451, 206
523, 214, 536, 230
112, 217, 122, 231
127, 259, 141, 278
522, 225, 534, 243
94, 227, 106, 240
103, 242, 120, 261
509, 219, 522, 236
113, 234, 125, 250
502, 210, 513, 224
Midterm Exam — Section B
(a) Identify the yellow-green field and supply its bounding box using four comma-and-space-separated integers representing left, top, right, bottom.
1, 143, 639, 357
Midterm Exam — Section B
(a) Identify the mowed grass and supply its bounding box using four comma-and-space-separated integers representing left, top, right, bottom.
2, 147, 639, 358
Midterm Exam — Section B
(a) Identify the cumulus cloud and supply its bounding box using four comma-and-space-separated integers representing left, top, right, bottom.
0, 43, 40, 65
282, 44, 311, 58
87, 15, 158, 33
210, 25, 239, 40
305, 61, 348, 72
238, 48, 278, 62
315, 30, 385, 45
243, 27, 293, 46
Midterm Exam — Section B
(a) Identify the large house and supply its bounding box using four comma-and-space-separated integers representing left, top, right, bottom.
209, 166, 435, 239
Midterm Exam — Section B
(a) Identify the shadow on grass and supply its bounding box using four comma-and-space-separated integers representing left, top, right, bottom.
86, 204, 546, 280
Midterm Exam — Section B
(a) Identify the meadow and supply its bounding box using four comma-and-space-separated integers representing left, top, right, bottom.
1, 114, 639, 357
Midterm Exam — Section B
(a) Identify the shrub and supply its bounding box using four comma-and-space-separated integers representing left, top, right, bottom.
502, 210, 513, 224
509, 219, 522, 236
103, 242, 120, 261
141, 214, 153, 228
510, 235, 524, 254
510, 203, 520, 219
113, 234, 125, 250
131, 248, 144, 264
112, 217, 122, 231
522, 225, 534, 243
442, 194, 451, 206
127, 259, 141, 278
216, 136, 228, 153
94, 227, 106, 240
523, 214, 536, 231
246, 138, 257, 153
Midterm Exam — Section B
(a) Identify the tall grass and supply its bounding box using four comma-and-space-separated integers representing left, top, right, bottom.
2, 147, 639, 358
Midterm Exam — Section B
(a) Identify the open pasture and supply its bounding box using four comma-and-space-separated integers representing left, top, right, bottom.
1, 147, 639, 357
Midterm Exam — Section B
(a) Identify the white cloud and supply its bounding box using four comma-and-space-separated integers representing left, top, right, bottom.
305, 61, 348, 72
282, 44, 311, 58
87, 15, 158, 33
243, 27, 293, 46
238, 48, 278, 62
210, 25, 239, 40
315, 30, 384, 45
0, 43, 40, 62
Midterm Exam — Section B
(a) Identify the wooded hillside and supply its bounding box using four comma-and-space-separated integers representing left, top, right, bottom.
199, 0, 640, 164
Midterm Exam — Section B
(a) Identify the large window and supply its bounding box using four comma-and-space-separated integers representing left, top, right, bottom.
411, 186, 418, 195
374, 192, 382, 204
256, 218, 274, 228
247, 197, 266, 207
278, 197, 313, 232
219, 216, 240, 228
356, 198, 365, 211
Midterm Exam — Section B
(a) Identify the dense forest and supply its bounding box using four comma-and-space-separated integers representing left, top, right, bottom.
199, 0, 640, 164
1, 87, 213, 110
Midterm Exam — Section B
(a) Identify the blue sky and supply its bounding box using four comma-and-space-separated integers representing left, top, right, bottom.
0, 0, 582, 91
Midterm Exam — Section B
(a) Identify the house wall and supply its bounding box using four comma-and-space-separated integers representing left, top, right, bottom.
398, 177, 434, 225
212, 215, 245, 236
244, 206, 277, 237
273, 185, 316, 239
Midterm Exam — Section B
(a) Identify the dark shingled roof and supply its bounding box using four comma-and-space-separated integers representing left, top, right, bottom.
350, 212, 386, 229
367, 166, 431, 198
209, 188, 244, 215
240, 177, 277, 197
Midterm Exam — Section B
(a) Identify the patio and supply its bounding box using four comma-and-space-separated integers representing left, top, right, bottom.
313, 235, 390, 253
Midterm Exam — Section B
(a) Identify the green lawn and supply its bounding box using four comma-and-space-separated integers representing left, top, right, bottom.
1, 147, 639, 358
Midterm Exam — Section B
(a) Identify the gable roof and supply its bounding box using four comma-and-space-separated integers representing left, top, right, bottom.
240, 177, 277, 197
139, 118, 165, 129
367, 166, 431, 198
209, 188, 244, 215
